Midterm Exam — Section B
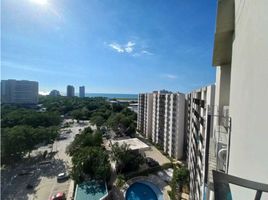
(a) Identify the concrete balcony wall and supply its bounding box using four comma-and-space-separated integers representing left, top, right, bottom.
227, 0, 268, 199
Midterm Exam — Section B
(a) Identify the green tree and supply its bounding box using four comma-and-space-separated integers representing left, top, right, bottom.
1, 108, 61, 128
71, 147, 111, 182
169, 166, 189, 199
90, 115, 106, 128
66, 128, 102, 156
111, 142, 144, 173
1, 125, 59, 164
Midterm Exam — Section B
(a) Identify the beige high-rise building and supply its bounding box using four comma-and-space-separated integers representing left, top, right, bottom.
186, 0, 268, 199
137, 93, 145, 134
186, 85, 215, 200
143, 93, 153, 139
1, 79, 38, 104
137, 93, 153, 139
138, 90, 186, 160
152, 90, 170, 146
163, 92, 185, 159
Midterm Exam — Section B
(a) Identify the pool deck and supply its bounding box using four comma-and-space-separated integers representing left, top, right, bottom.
122, 175, 171, 200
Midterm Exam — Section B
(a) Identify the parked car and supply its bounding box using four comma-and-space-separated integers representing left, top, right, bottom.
57, 172, 69, 182
50, 192, 66, 200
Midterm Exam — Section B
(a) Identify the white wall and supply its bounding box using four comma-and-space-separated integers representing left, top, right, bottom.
215, 65, 231, 111
228, 0, 268, 198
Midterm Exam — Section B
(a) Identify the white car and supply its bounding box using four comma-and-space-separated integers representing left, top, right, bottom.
57, 172, 69, 182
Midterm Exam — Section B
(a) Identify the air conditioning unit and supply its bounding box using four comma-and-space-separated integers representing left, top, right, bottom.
217, 147, 227, 172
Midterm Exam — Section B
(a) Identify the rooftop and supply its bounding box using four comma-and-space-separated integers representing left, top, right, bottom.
111, 138, 150, 151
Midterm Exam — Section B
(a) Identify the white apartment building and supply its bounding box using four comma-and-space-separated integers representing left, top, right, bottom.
152, 90, 170, 146
186, 85, 215, 200
138, 90, 186, 160
163, 92, 185, 160
210, 0, 268, 199
1, 79, 38, 104
137, 93, 145, 135
143, 93, 153, 139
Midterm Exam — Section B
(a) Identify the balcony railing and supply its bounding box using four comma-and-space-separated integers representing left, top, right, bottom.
213, 170, 268, 200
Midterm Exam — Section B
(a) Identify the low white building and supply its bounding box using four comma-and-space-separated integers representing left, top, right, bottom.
111, 138, 150, 154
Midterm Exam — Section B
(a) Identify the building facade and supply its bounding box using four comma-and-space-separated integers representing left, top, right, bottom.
138, 90, 185, 160
163, 92, 185, 159
1, 79, 38, 104
137, 93, 153, 139
67, 85, 75, 97
210, 0, 268, 199
79, 86, 85, 98
143, 93, 153, 139
186, 85, 215, 200
137, 93, 145, 134
152, 90, 169, 146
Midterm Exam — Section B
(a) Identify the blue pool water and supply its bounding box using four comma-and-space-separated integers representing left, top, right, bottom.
75, 180, 108, 200
126, 181, 163, 200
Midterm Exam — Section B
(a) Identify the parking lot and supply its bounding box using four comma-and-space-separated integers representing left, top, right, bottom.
1, 120, 91, 200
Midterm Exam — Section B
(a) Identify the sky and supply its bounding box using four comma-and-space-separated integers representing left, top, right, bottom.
1, 0, 217, 94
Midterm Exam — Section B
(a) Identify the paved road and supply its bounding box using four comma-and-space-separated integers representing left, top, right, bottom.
1, 119, 90, 200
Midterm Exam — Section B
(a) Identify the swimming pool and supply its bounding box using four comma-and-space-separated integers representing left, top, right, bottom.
74, 180, 108, 200
125, 180, 163, 200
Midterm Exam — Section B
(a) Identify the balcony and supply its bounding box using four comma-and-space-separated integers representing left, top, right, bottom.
213, 170, 268, 200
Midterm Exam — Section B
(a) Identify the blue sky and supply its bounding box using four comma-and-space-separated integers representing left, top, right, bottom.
2, 0, 217, 94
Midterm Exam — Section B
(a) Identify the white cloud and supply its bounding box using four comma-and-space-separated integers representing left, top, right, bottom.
132, 50, 154, 57
109, 43, 124, 53
141, 50, 153, 55
126, 41, 135, 47
125, 47, 133, 53
125, 41, 135, 53
163, 74, 178, 79
108, 41, 136, 54
108, 41, 154, 57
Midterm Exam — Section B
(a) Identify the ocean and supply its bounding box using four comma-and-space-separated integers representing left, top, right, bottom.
85, 93, 138, 99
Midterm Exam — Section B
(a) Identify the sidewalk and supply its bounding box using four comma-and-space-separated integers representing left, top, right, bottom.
67, 180, 75, 200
